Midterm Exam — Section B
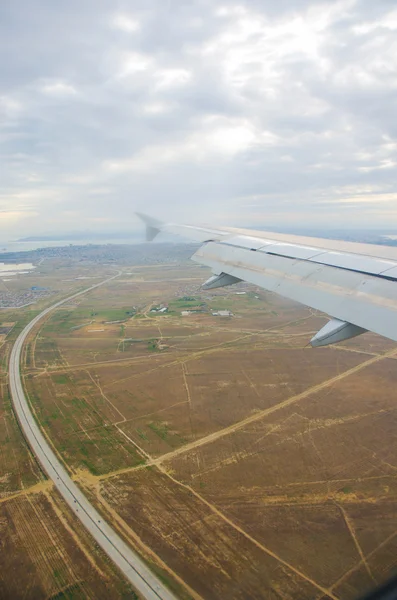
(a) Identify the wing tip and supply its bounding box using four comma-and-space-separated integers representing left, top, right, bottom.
135, 212, 163, 242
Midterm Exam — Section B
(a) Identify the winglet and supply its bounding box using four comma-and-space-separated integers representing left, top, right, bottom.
135, 212, 163, 242
310, 318, 367, 347
202, 273, 242, 290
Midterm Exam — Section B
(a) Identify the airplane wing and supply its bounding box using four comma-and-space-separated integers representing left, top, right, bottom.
136, 213, 397, 347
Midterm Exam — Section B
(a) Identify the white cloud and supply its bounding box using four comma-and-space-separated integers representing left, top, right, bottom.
116, 52, 152, 78
155, 68, 192, 89
0, 188, 60, 207
358, 160, 397, 173
111, 13, 140, 33
88, 187, 112, 195
142, 102, 173, 114
104, 116, 276, 174
40, 80, 78, 97
205, 1, 356, 94
0, 95, 23, 118
321, 193, 397, 204
353, 9, 397, 34
0, 210, 39, 223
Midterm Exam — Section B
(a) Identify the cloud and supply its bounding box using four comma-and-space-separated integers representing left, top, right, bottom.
326, 193, 397, 204
104, 115, 277, 173
111, 13, 140, 33
39, 80, 78, 97
155, 68, 192, 89
0, 95, 23, 117
0, 0, 396, 237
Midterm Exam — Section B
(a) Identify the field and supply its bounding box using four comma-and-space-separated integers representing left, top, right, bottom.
0, 488, 136, 599
0, 265, 139, 600
17, 259, 397, 599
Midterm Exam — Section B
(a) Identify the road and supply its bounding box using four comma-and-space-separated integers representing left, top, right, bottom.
8, 274, 178, 600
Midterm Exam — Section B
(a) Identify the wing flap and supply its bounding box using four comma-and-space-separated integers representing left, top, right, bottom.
226, 235, 397, 280
192, 241, 397, 342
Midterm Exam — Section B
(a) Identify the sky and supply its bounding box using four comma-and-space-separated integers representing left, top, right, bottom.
1, 0, 397, 238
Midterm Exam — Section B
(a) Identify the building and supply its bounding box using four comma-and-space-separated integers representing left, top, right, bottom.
212, 310, 233, 317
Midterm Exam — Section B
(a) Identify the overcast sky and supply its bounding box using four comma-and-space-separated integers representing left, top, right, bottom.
1, 0, 397, 237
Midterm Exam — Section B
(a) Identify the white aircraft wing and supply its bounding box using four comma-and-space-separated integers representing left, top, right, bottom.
136, 213, 397, 347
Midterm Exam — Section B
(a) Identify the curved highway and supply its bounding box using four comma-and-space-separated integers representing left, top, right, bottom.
9, 274, 178, 600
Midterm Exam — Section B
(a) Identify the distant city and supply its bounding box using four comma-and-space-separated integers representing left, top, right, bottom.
0, 242, 199, 309
0, 242, 199, 265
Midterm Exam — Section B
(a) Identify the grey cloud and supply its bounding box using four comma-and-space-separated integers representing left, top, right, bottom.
0, 0, 396, 237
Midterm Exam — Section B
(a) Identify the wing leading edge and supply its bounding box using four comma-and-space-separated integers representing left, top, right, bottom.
136, 213, 397, 347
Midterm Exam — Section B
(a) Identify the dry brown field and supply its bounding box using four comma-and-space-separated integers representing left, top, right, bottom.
0, 488, 135, 599
100, 469, 321, 600
22, 262, 397, 599
0, 379, 43, 495
0, 263, 141, 599
162, 358, 397, 598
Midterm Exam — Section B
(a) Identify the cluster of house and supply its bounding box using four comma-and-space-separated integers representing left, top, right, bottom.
150, 305, 168, 313
181, 309, 233, 317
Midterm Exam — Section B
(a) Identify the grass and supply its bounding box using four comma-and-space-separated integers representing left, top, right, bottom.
43, 307, 136, 334
148, 421, 169, 440
168, 296, 207, 311
25, 342, 32, 367
147, 339, 160, 352
6, 310, 41, 345
49, 583, 85, 599
25, 373, 146, 475
147, 421, 187, 448
137, 428, 149, 441
53, 374, 69, 385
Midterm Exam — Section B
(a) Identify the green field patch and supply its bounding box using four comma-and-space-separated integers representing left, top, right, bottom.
148, 421, 169, 440
59, 424, 146, 475
136, 427, 148, 441
99, 308, 135, 322
169, 296, 207, 312
146, 421, 187, 449
147, 338, 160, 352
43, 310, 82, 333
6, 311, 41, 344
208, 291, 267, 314
52, 374, 69, 385
49, 582, 83, 599
42, 307, 135, 334
33, 338, 63, 368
